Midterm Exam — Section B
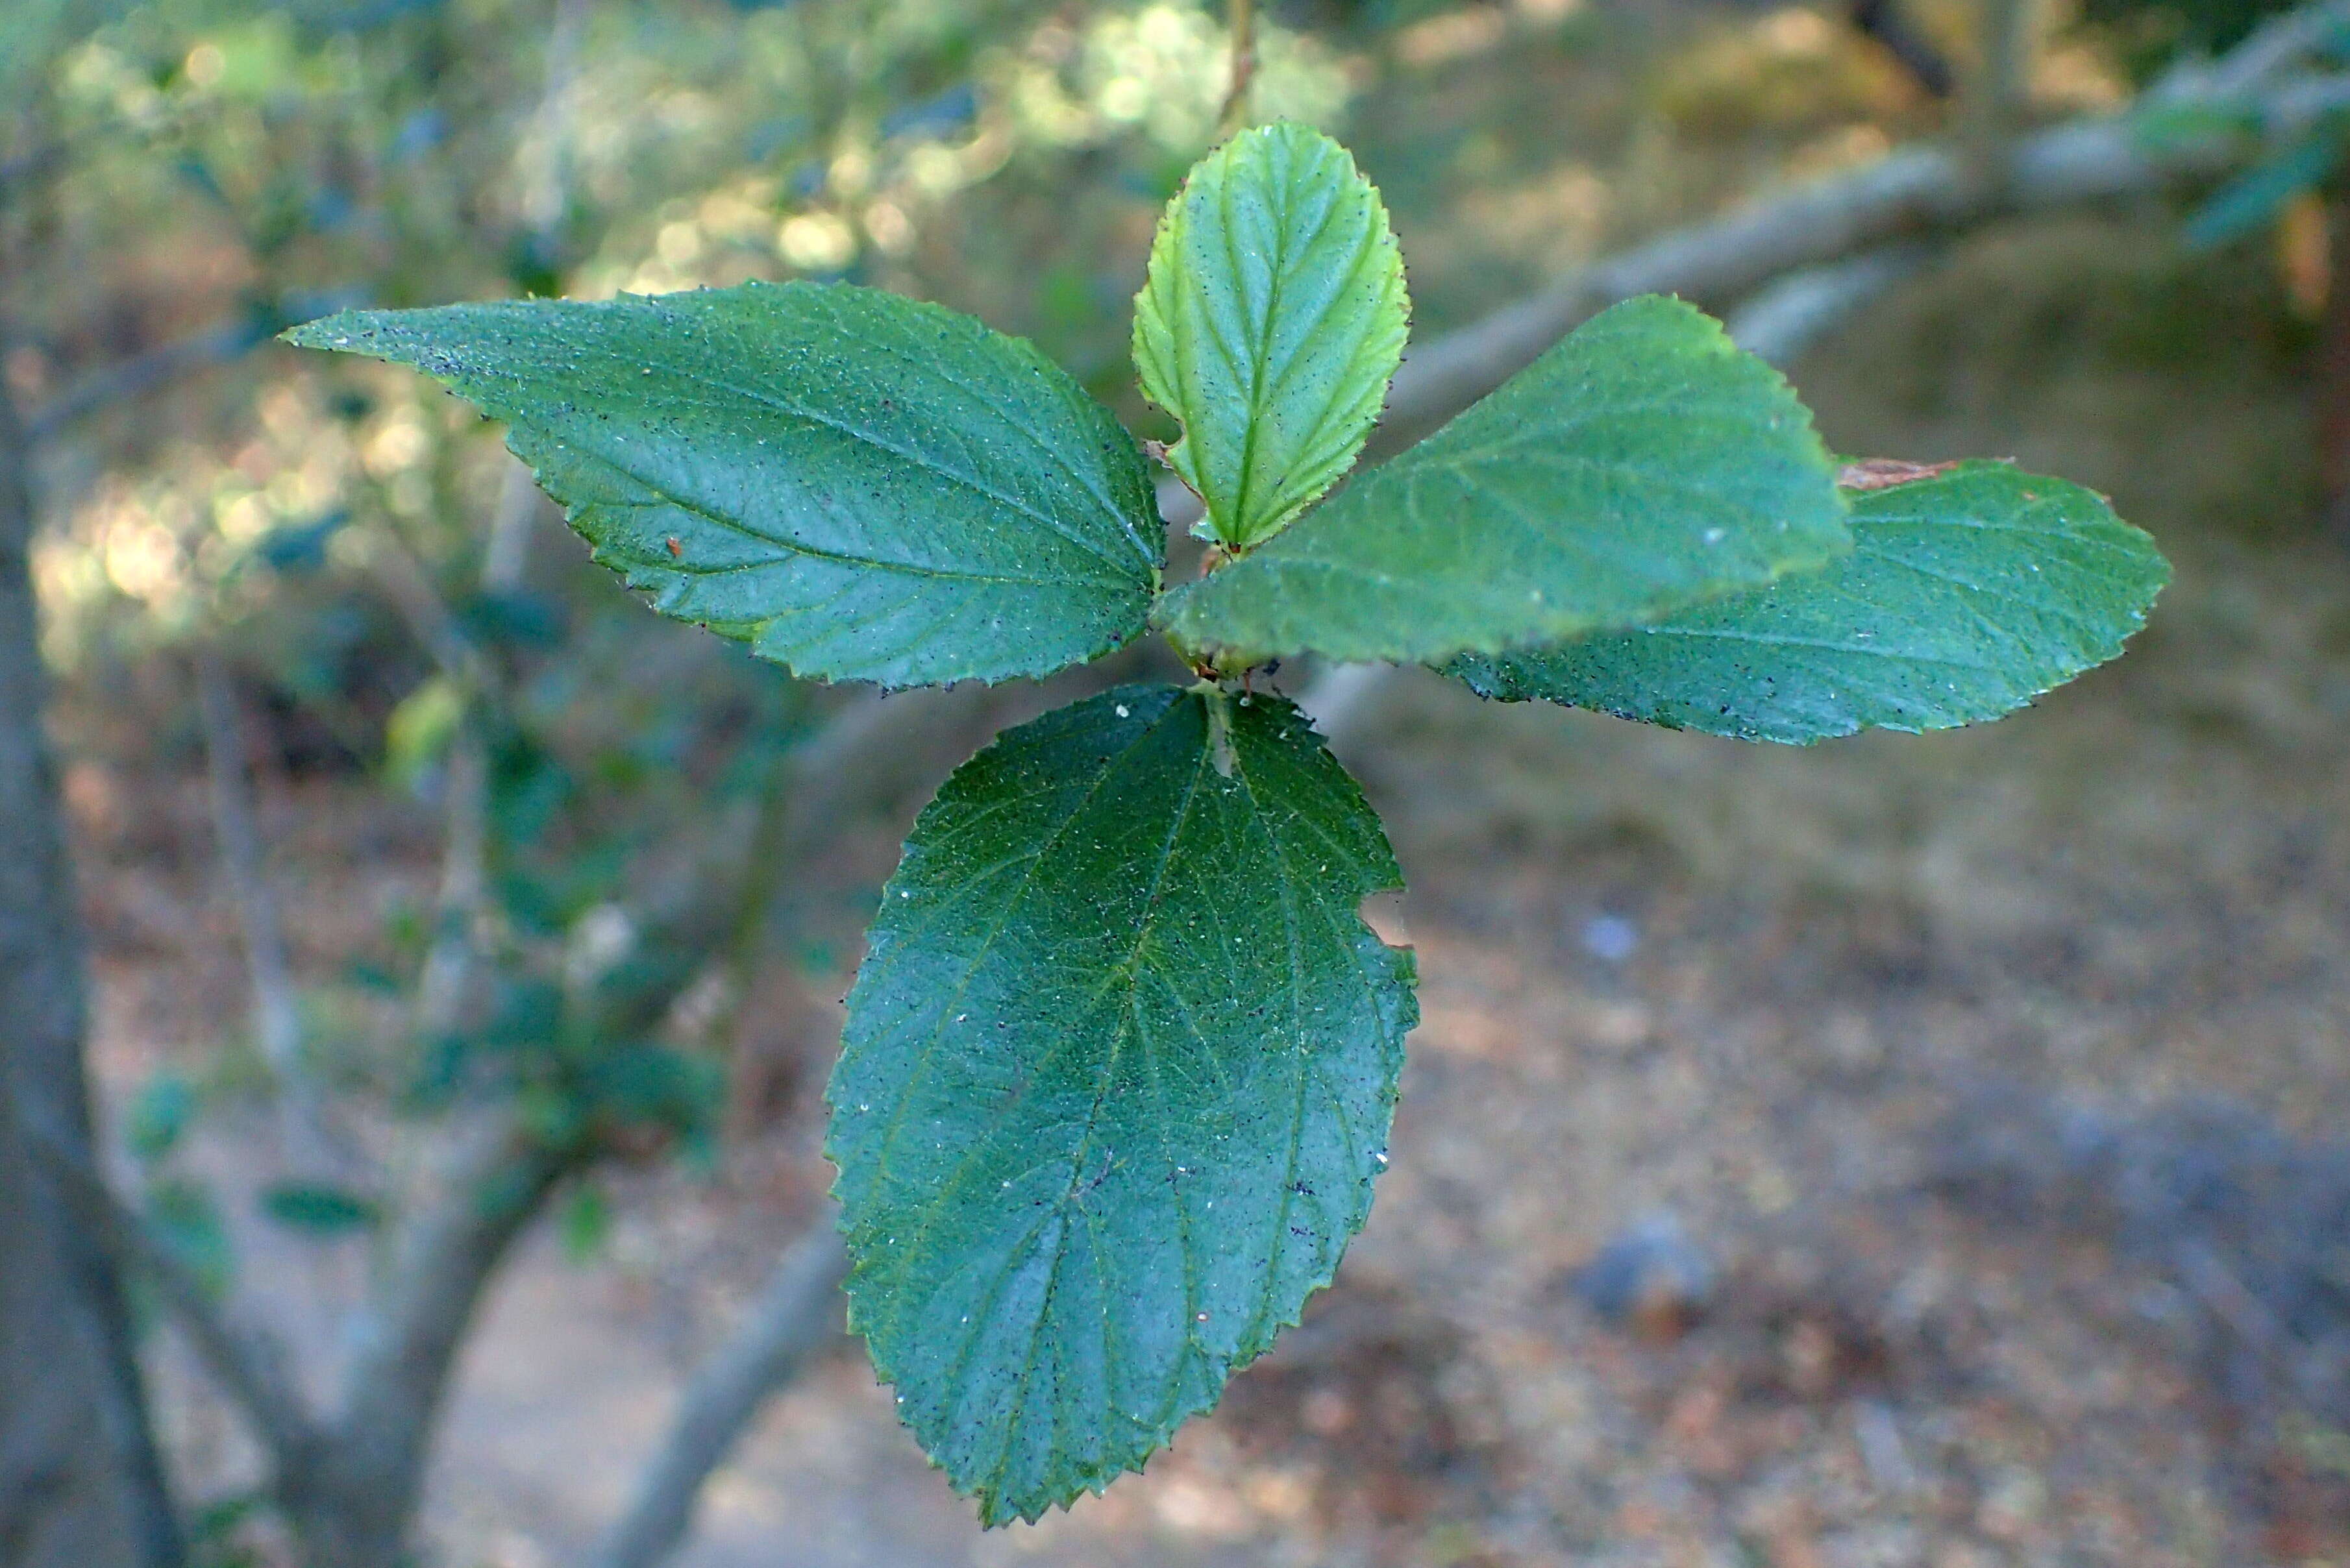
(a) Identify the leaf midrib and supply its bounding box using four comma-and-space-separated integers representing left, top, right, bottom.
562, 437, 1123, 591
557, 349, 1146, 580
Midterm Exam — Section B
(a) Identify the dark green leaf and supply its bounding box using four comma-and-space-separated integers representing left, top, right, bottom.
1133, 122, 1409, 550
285, 282, 1164, 688
125, 1072, 197, 1162
828, 683, 1416, 1525
2183, 127, 2347, 250
147, 1177, 234, 1297
560, 1183, 612, 1263
259, 1181, 382, 1236
252, 508, 349, 574
1448, 462, 2169, 742
578, 1042, 721, 1139
1154, 295, 1849, 668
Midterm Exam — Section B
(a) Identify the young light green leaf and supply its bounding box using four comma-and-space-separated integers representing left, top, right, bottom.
1447, 462, 2170, 742
1133, 121, 1409, 552
1153, 295, 1850, 668
284, 283, 1163, 689
828, 683, 1416, 1526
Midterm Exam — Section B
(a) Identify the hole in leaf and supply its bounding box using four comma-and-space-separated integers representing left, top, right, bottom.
1357, 888, 1411, 948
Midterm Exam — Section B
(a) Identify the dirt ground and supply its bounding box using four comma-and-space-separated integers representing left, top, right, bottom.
75, 214, 2350, 1567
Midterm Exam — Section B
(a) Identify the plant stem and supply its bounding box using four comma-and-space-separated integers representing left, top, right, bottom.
1219, 0, 1255, 140
1962, 0, 2035, 193
197, 652, 343, 1179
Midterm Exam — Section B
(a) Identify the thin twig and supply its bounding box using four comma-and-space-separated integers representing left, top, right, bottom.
23, 289, 365, 445
1373, 53, 2350, 450
689, 735, 808, 1117
381, 463, 538, 1042
363, 526, 492, 1038
1218, 0, 1255, 140
1722, 243, 1935, 368
519, 0, 593, 243
1964, 0, 2038, 191
367, 530, 481, 692
412, 724, 488, 1040
322, 1121, 576, 1537
2153, 0, 2350, 101
195, 651, 340, 1175
480, 454, 541, 596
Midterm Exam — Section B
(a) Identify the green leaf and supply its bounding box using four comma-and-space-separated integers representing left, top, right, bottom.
828, 683, 1416, 1525
559, 1183, 612, 1264
147, 1177, 234, 1298
284, 283, 1163, 689
258, 1181, 382, 1236
1133, 122, 1409, 552
1153, 295, 1850, 668
2183, 126, 2347, 250
1447, 462, 2170, 742
125, 1072, 197, 1163
383, 674, 462, 794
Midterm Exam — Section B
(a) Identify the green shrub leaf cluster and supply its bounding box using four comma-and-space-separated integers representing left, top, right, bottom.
1154, 293, 1851, 667
288, 120, 2169, 1525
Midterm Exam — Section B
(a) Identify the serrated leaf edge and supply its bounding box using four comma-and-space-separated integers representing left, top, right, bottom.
824, 687, 1418, 1525
1133, 122, 1411, 554
1147, 293, 1855, 669
1451, 460, 2173, 742
285, 282, 1165, 691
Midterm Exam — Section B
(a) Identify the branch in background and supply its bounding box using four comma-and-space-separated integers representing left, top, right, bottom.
478, 453, 541, 596
405, 0, 584, 1037
365, 530, 481, 691
1375, 3, 2350, 450
2168, 0, 2350, 96
1964, 0, 2040, 188
1852, 0, 1955, 98
588, 1216, 849, 1568
195, 651, 351, 1179
412, 723, 488, 1038
1, 312, 187, 1568
303, 471, 570, 1535
517, 0, 593, 245
23, 288, 365, 445
774, 680, 1050, 868
393, 460, 541, 1042
1720, 243, 1935, 369
23, 1110, 324, 1470
1219, 0, 1256, 140
1292, 661, 1396, 749
309, 1122, 575, 1552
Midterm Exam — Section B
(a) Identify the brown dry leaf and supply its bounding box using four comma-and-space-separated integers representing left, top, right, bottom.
1833, 458, 1966, 491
